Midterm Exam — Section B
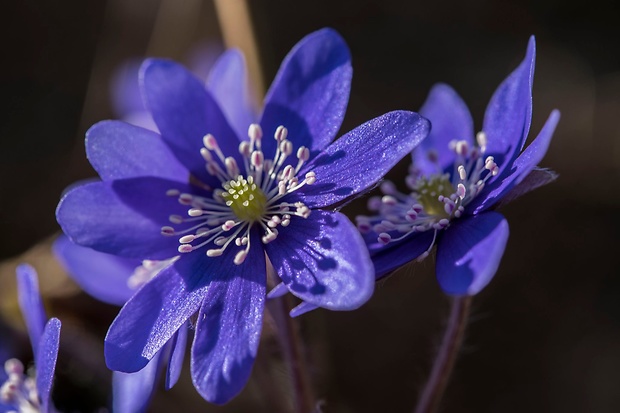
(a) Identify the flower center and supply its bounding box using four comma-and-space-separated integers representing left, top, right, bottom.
356, 131, 499, 260
160, 124, 316, 265
221, 175, 267, 222
0, 358, 41, 413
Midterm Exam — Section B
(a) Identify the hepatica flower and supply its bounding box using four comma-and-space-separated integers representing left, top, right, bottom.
56, 28, 429, 403
357, 37, 560, 295
1, 265, 61, 413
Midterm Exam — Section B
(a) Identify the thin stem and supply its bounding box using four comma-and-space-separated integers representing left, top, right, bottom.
414, 295, 472, 413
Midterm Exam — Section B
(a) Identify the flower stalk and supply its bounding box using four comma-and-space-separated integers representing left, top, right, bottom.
414, 295, 472, 413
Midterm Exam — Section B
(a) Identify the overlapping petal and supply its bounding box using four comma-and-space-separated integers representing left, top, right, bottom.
36, 318, 61, 413
16, 264, 46, 359
105, 253, 214, 372
53, 235, 136, 306
261, 28, 352, 158
265, 210, 373, 310
56, 178, 197, 259
416, 83, 474, 174
483, 36, 536, 174
112, 351, 163, 413
207, 49, 257, 140
191, 230, 265, 404
165, 327, 188, 390
436, 212, 509, 295
86, 120, 188, 181
141, 59, 241, 187
370, 231, 436, 280
299, 111, 430, 208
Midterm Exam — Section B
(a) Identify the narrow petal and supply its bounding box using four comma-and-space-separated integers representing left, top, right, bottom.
112, 351, 163, 413
265, 210, 374, 310
36, 318, 61, 413
436, 212, 509, 295
290, 301, 319, 317
471, 109, 560, 213
483, 36, 536, 171
56, 178, 196, 259
141, 59, 241, 187
299, 111, 430, 208
104, 253, 213, 372
53, 236, 136, 306
260, 28, 352, 158
266, 282, 289, 299
415, 83, 474, 174
495, 167, 558, 209
207, 49, 257, 140
16, 265, 46, 359
165, 326, 188, 390
370, 231, 436, 280
86, 120, 188, 181
191, 230, 265, 405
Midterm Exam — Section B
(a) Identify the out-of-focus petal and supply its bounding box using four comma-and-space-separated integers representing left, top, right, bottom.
495, 167, 558, 209
207, 49, 257, 140
165, 327, 188, 390
141, 59, 241, 188
105, 253, 214, 373
299, 111, 430, 208
112, 350, 163, 413
415, 83, 474, 174
53, 236, 136, 306
472, 109, 560, 213
483, 36, 536, 174
265, 210, 374, 310
56, 178, 197, 260
36, 318, 61, 413
86, 120, 188, 182
191, 230, 265, 405
16, 264, 46, 359
260, 28, 352, 159
436, 212, 509, 295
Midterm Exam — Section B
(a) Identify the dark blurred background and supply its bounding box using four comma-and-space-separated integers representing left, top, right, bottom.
1, 0, 619, 412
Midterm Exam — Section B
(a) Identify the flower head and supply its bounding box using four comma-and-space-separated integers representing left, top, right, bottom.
358, 36, 560, 295
1, 265, 61, 413
56, 28, 429, 403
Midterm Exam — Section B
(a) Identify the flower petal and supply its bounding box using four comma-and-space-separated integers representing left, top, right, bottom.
483, 36, 536, 171
165, 326, 188, 390
370, 231, 436, 280
191, 230, 265, 405
299, 111, 430, 208
264, 210, 374, 310
495, 167, 558, 209
86, 120, 188, 181
53, 235, 136, 306
105, 253, 213, 373
415, 83, 474, 174
112, 350, 163, 413
16, 264, 46, 359
207, 49, 257, 140
141, 59, 241, 187
471, 110, 560, 213
260, 28, 352, 158
36, 318, 60, 413
436, 212, 509, 295
56, 178, 196, 259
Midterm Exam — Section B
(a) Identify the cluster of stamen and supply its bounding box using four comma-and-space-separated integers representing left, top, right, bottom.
356, 131, 499, 260
161, 124, 316, 265
0, 359, 40, 413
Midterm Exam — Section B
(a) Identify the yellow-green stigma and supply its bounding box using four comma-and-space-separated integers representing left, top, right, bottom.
221, 175, 267, 222
413, 174, 455, 218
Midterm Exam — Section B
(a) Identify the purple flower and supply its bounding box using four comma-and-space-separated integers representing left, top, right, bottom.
56, 28, 430, 403
1, 265, 61, 413
53, 235, 186, 413
357, 36, 560, 295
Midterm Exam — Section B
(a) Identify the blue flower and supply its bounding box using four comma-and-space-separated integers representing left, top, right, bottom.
357, 36, 560, 295
1, 265, 61, 413
54, 235, 186, 413
56, 28, 430, 403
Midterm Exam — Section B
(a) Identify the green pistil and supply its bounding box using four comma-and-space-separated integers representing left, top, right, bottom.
414, 174, 455, 218
222, 176, 267, 222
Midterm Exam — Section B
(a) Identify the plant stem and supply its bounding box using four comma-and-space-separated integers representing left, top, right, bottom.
413, 295, 472, 413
